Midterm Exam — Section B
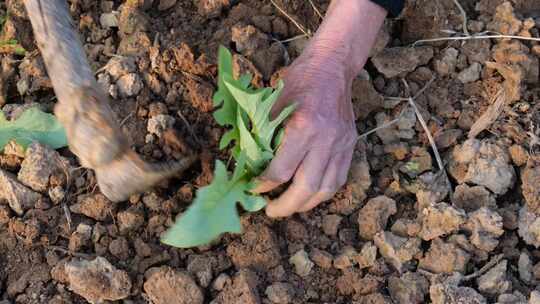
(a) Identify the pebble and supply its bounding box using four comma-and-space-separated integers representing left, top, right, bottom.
65, 257, 132, 303
289, 250, 314, 277
457, 62, 482, 83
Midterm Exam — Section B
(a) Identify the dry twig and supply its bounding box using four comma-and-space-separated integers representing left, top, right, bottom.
402, 79, 445, 175
452, 0, 469, 36
270, 0, 311, 38
463, 254, 504, 281
468, 89, 507, 139
308, 0, 324, 20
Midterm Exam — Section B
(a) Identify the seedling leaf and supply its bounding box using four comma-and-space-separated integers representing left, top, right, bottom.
161, 155, 265, 248
0, 107, 68, 152
162, 46, 295, 248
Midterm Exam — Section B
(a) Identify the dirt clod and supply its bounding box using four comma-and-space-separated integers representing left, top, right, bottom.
289, 249, 314, 277
419, 238, 470, 274
371, 46, 434, 78
419, 203, 466, 241
65, 257, 132, 303
477, 260, 511, 296
374, 231, 421, 272
265, 282, 294, 304
388, 272, 429, 304
70, 193, 114, 221
358, 196, 397, 240
0, 168, 42, 215
449, 139, 515, 195
17, 142, 68, 193
144, 266, 204, 304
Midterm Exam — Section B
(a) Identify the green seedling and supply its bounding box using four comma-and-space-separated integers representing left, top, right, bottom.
0, 107, 68, 152
161, 46, 295, 248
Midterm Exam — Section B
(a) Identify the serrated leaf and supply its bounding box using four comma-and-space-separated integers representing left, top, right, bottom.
224, 78, 295, 151
213, 46, 254, 150
162, 46, 295, 249
161, 155, 266, 248
0, 107, 68, 152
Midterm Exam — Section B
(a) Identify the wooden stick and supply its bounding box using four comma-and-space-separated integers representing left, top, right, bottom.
23, 0, 196, 202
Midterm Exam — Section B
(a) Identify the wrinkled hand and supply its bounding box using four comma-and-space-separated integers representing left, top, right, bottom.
253, 49, 358, 217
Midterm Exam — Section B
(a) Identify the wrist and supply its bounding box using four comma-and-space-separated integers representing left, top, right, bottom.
305, 0, 387, 77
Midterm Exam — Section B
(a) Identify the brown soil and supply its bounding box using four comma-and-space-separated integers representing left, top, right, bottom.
2, 0, 540, 303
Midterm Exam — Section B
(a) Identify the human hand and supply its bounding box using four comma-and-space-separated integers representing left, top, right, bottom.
253, 0, 387, 217
253, 50, 358, 217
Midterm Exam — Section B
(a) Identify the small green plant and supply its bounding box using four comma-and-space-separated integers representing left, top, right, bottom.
0, 107, 68, 152
161, 46, 295, 248
0, 13, 26, 56
0, 39, 26, 56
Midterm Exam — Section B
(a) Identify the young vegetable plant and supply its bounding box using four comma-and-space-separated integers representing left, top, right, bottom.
161, 46, 295, 248
0, 107, 68, 152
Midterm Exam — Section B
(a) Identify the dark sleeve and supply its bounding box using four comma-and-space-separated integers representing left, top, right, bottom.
369, 0, 405, 17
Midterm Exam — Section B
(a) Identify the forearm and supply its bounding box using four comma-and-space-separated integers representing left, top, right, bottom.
304, 0, 387, 78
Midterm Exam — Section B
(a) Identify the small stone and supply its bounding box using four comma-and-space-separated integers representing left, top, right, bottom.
231, 24, 269, 57
144, 266, 204, 304
70, 194, 114, 221
419, 203, 466, 241
356, 242, 378, 269
531, 291, 540, 304
265, 282, 294, 304
117, 73, 143, 98
212, 273, 231, 291
18, 142, 68, 192
187, 255, 214, 288
518, 251, 533, 284
69, 223, 92, 252
458, 63, 482, 83
435, 129, 463, 150
462, 207, 504, 252
358, 196, 397, 240
498, 293, 527, 304
522, 159, 540, 214
310, 248, 333, 269
391, 218, 421, 237
289, 250, 314, 277
434, 47, 459, 76
451, 184, 496, 212
117, 206, 145, 235
322, 214, 342, 236
0, 205, 11, 225
213, 269, 260, 304
100, 12, 118, 28
197, 0, 231, 18
48, 186, 65, 205
374, 231, 421, 272
0, 168, 42, 215
419, 238, 470, 274
372, 46, 434, 78
519, 206, 540, 247
430, 283, 486, 304
105, 57, 136, 80
375, 112, 399, 144
109, 237, 130, 260
333, 246, 357, 270
509, 145, 528, 166
384, 142, 409, 160
388, 272, 429, 304
65, 257, 132, 303
477, 260, 511, 296
158, 0, 177, 11
147, 114, 176, 138
449, 139, 515, 195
